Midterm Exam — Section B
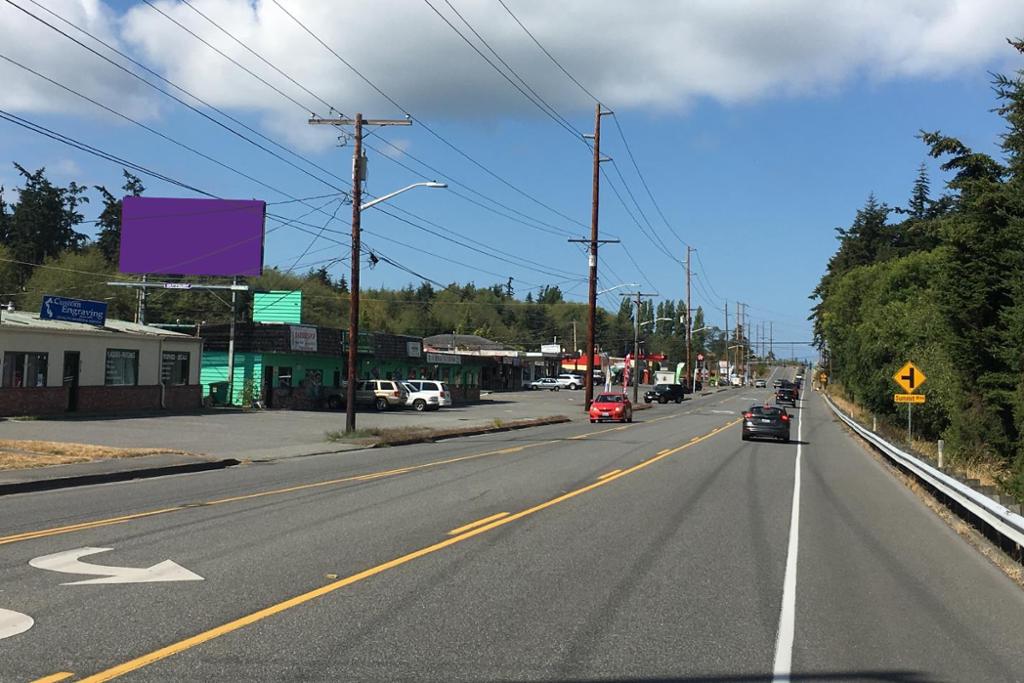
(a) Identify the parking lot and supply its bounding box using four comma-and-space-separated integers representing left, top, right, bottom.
0, 387, 620, 460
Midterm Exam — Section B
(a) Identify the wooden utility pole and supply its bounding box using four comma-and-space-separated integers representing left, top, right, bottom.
309, 113, 411, 432
685, 246, 693, 392
625, 290, 658, 404
723, 300, 729, 383
570, 102, 614, 410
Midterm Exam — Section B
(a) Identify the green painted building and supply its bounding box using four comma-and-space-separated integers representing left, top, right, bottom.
199, 323, 344, 408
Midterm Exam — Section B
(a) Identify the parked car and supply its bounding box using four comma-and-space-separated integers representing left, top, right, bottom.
731, 376, 743, 387
529, 377, 561, 391
644, 383, 685, 404
405, 379, 453, 407
556, 373, 584, 390
589, 392, 633, 423
401, 382, 441, 412
775, 387, 797, 406
356, 379, 408, 411
742, 404, 791, 442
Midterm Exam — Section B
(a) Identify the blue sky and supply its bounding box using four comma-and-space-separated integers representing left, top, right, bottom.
2, 0, 1022, 359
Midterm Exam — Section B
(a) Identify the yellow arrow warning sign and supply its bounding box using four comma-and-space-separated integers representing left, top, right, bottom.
893, 361, 926, 394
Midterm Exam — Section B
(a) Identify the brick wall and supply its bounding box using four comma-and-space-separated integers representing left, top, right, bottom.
164, 385, 202, 412
77, 386, 161, 413
0, 387, 68, 416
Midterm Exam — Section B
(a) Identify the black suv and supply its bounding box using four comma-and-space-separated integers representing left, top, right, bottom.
775, 387, 797, 406
644, 383, 686, 404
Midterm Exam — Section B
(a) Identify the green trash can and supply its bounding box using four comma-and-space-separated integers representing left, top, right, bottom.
209, 381, 230, 405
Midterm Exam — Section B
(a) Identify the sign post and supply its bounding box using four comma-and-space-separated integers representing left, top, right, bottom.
893, 361, 927, 441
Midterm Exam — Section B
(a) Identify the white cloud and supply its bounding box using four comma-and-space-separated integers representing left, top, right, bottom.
2, 0, 1023, 145
51, 158, 83, 179
0, 0, 158, 119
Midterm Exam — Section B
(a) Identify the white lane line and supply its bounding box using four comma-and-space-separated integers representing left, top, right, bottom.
772, 403, 803, 681
0, 607, 33, 640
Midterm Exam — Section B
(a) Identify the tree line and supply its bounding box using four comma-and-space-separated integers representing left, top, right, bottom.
0, 163, 755, 364
811, 38, 1024, 498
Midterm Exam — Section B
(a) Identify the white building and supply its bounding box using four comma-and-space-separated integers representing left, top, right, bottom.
0, 311, 202, 416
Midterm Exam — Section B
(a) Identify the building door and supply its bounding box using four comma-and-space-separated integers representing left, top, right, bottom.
63, 351, 80, 411
263, 365, 274, 409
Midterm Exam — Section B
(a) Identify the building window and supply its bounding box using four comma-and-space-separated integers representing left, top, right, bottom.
2, 352, 48, 387
278, 367, 292, 387
161, 351, 190, 385
105, 349, 139, 386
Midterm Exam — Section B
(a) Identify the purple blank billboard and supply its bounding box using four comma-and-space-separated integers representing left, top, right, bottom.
119, 196, 266, 276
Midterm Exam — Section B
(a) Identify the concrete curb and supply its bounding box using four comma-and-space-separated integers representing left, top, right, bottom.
372, 415, 572, 448
0, 458, 241, 496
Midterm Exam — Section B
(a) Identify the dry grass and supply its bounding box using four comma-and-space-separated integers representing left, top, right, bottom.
0, 440, 186, 470
825, 387, 1011, 492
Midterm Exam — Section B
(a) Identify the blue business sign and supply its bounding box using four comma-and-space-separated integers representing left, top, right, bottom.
40, 295, 107, 327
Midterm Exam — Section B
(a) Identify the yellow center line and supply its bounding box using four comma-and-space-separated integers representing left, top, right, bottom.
0, 441, 557, 548
656, 448, 671, 456
597, 469, 622, 480
446, 512, 510, 536
76, 417, 742, 683
30, 673, 74, 683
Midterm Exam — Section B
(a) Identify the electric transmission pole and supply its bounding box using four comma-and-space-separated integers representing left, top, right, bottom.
685, 246, 693, 392
309, 113, 411, 432
570, 102, 615, 411
624, 290, 658, 404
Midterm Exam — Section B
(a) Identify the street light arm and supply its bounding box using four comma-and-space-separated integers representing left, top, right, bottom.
360, 181, 446, 211
596, 282, 639, 295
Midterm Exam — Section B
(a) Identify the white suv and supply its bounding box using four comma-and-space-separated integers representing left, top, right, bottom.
404, 379, 453, 407
556, 374, 584, 390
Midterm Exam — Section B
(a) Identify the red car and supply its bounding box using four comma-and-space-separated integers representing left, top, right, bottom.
589, 392, 633, 423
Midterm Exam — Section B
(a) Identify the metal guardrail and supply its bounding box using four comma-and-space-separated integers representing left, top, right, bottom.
823, 394, 1024, 552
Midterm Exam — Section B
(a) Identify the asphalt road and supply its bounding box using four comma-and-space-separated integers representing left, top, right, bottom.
2, 371, 1023, 682
0, 387, 608, 458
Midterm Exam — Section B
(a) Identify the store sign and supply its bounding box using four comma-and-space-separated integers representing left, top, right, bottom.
540, 343, 561, 354
290, 325, 318, 352
407, 341, 422, 358
40, 295, 107, 326
426, 352, 461, 365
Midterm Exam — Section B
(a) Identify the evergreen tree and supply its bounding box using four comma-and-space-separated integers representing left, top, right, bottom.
5, 164, 89, 283
95, 171, 145, 265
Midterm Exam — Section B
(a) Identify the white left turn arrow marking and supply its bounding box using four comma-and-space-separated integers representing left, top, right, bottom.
0, 608, 34, 640
29, 547, 204, 585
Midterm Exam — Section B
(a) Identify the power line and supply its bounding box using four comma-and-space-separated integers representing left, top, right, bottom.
423, 0, 586, 141
169, 0, 585, 242
365, 198, 583, 281
9, 0, 347, 189
0, 53, 350, 211
270, 0, 588, 231
494, 0, 601, 104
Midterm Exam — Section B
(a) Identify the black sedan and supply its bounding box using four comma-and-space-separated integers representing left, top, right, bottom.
742, 405, 792, 442
644, 383, 686, 404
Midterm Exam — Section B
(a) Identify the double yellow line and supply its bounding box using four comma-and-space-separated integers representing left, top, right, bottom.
1, 423, 636, 549
73, 417, 740, 682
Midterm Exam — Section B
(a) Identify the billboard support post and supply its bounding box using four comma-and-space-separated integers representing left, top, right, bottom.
227, 276, 238, 407
138, 274, 147, 325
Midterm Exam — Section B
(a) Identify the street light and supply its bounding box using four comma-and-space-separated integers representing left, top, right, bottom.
640, 317, 674, 327
360, 182, 447, 211
344, 180, 446, 432
597, 282, 639, 295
